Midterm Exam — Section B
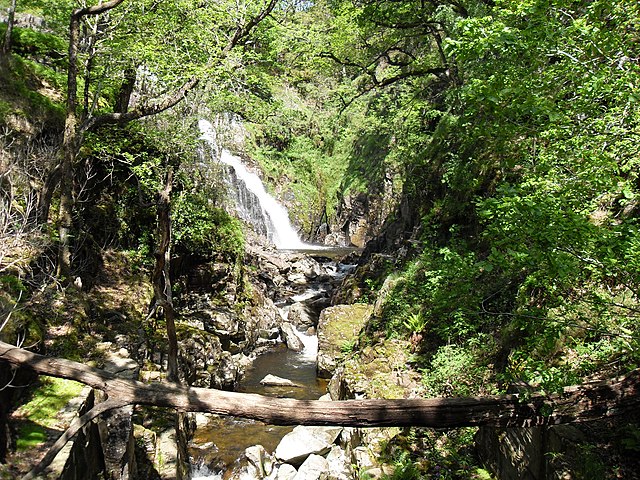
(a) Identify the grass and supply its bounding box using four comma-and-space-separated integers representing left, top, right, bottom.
15, 423, 48, 451
14, 376, 84, 450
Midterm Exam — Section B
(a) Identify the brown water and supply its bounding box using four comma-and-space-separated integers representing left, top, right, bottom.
189, 341, 328, 475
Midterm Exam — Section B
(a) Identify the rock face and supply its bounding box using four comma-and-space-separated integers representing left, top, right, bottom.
178, 326, 244, 390
476, 424, 592, 480
316, 304, 373, 378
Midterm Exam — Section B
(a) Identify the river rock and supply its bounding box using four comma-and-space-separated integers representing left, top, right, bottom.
291, 257, 322, 280
287, 302, 315, 329
325, 445, 354, 480
275, 426, 343, 467
270, 463, 297, 480
281, 322, 304, 351
260, 374, 302, 388
233, 444, 272, 479
294, 454, 329, 480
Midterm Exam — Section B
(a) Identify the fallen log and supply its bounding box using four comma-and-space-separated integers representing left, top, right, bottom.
1, 340, 639, 479
1, 340, 639, 429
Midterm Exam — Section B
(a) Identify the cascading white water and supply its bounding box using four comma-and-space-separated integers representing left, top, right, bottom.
199, 119, 308, 250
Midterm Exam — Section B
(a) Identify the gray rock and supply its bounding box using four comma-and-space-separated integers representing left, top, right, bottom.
287, 302, 315, 329
272, 463, 297, 480
275, 426, 343, 467
294, 454, 329, 480
325, 446, 354, 480
260, 374, 302, 388
232, 444, 272, 479
281, 322, 304, 351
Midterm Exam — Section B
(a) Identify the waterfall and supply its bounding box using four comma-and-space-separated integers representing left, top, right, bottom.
199, 119, 308, 250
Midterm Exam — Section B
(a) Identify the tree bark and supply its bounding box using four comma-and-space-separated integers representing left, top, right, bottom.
56, 10, 80, 280
1, 340, 639, 429
1, 0, 17, 56
114, 66, 136, 114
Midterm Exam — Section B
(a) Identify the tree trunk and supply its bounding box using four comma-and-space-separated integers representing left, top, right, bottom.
114, 66, 136, 114
35, 163, 61, 225
152, 168, 179, 383
150, 168, 187, 478
2, 340, 638, 480
56, 12, 81, 281
1, 0, 17, 56
56, 0, 127, 280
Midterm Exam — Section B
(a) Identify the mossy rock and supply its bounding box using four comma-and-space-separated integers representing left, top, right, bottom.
342, 339, 418, 399
316, 303, 373, 378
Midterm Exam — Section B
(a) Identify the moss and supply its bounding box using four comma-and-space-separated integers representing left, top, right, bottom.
319, 304, 373, 351
15, 423, 48, 451
13, 376, 84, 450
16, 376, 84, 428
343, 339, 417, 399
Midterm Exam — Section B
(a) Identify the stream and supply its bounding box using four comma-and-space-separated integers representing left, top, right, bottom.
188, 252, 353, 480
191, 121, 357, 479
188, 334, 328, 478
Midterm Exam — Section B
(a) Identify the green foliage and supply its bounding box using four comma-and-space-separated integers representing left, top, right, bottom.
421, 344, 495, 397
379, 427, 484, 480
172, 192, 245, 261
403, 312, 426, 334
339, 339, 356, 354
5, 26, 67, 69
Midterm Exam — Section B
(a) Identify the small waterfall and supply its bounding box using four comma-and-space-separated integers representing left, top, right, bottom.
199, 119, 308, 250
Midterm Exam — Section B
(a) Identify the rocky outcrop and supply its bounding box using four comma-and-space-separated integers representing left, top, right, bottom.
316, 304, 373, 378
177, 325, 251, 390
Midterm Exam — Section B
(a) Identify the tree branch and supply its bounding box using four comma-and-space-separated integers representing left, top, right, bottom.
73, 0, 127, 19
82, 77, 200, 132
223, 0, 278, 55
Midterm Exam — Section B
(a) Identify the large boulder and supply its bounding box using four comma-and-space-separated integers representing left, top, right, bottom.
274, 426, 343, 467
287, 302, 316, 329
